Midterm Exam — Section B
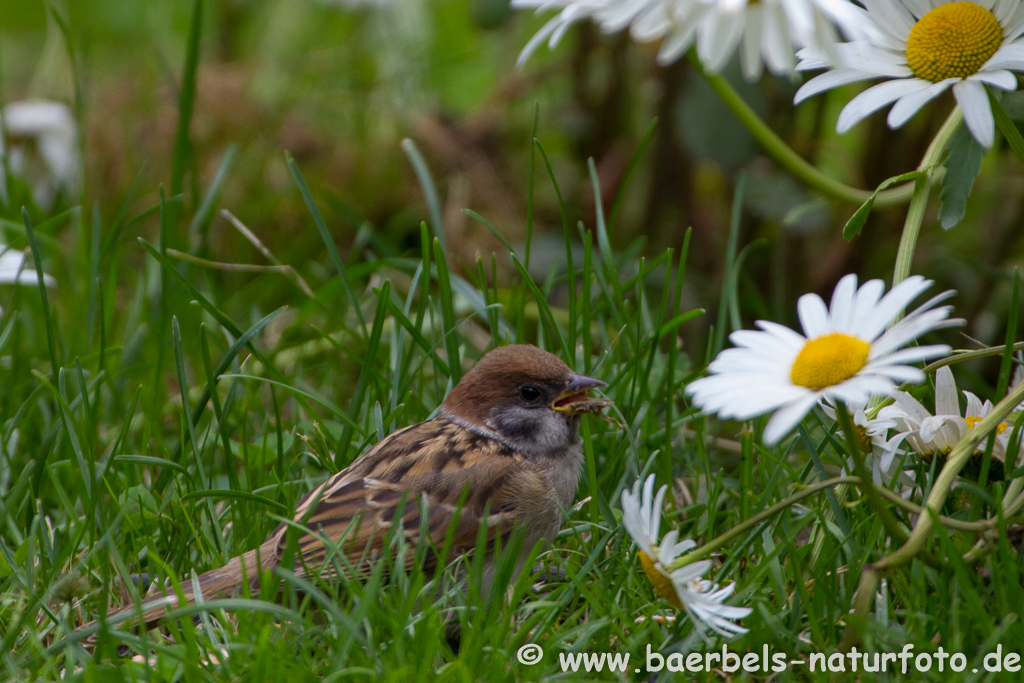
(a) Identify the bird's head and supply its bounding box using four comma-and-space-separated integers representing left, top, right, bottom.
440, 344, 611, 456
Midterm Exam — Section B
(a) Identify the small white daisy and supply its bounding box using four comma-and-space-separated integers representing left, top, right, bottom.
879, 365, 1014, 463
0, 242, 56, 287
687, 274, 962, 445
818, 398, 929, 497
794, 0, 1024, 147
820, 398, 906, 477
622, 475, 751, 637
1011, 351, 1024, 411
514, 0, 873, 81
1, 100, 80, 210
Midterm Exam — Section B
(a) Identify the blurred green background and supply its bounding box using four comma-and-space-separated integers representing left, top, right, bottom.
3, 0, 1023, 398
3, 4, 1024, 676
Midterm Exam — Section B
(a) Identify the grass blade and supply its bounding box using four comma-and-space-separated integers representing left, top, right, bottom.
433, 238, 461, 384
285, 152, 366, 335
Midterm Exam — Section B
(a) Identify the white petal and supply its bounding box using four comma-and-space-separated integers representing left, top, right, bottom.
850, 278, 886, 324
900, 0, 933, 19
833, 42, 913, 76
920, 415, 966, 448
795, 68, 882, 104
762, 3, 795, 75
796, 45, 836, 70
887, 78, 957, 128
828, 273, 859, 332
813, 0, 879, 42
651, 480, 668, 544
983, 42, 1024, 71
963, 391, 987, 418
874, 344, 953, 366
837, 79, 932, 133
971, 69, 1018, 91
934, 366, 960, 417
954, 79, 995, 147
753, 320, 809, 349
741, 7, 765, 81
859, 275, 930, 340
867, 364, 925, 384
763, 394, 821, 444
698, 7, 747, 73
516, 16, 565, 68
861, 0, 914, 41
797, 292, 830, 338
656, 22, 700, 63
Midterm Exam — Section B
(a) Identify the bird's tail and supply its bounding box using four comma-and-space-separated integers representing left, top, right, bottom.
78, 547, 265, 646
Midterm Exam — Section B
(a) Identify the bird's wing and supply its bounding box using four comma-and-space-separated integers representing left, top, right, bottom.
264, 419, 542, 584
76, 420, 556, 645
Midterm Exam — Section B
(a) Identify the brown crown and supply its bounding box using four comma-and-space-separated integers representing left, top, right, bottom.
441, 345, 570, 425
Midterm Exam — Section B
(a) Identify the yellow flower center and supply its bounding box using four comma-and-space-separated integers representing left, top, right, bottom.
905, 2, 1003, 82
965, 415, 1008, 434
853, 425, 874, 454
790, 333, 871, 390
639, 551, 682, 609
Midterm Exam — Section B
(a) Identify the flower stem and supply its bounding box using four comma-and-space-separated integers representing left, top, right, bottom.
891, 107, 963, 285
837, 376, 1024, 650
667, 464, 1015, 573
871, 376, 1024, 571
923, 341, 1024, 374
689, 53, 916, 207
835, 403, 908, 544
669, 475, 863, 569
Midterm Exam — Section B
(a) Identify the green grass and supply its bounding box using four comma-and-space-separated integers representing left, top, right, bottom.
4, 118, 1024, 680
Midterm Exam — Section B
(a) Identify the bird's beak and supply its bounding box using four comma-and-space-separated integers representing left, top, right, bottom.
552, 373, 611, 415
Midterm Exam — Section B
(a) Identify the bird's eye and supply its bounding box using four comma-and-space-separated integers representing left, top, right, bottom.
518, 385, 542, 404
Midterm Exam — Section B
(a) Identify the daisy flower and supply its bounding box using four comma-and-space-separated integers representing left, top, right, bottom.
0, 240, 57, 320
1, 100, 80, 210
818, 398, 929, 497
0, 242, 56, 287
794, 0, 1024, 147
820, 398, 905, 475
513, 0, 874, 81
622, 475, 751, 637
686, 274, 962, 445
878, 365, 1016, 464
1012, 351, 1024, 410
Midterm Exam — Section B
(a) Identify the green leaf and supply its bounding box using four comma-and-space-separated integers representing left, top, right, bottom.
180, 489, 289, 514
232, 436, 293, 466
286, 152, 367, 335
938, 123, 986, 230
119, 485, 159, 530
991, 90, 1024, 165
296, 419, 346, 444
401, 139, 445, 252
843, 169, 924, 240
999, 91, 1024, 120
111, 454, 189, 476
14, 540, 28, 565
433, 239, 461, 385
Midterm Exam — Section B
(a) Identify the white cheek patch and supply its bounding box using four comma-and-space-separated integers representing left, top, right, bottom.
486, 405, 577, 457
530, 411, 573, 452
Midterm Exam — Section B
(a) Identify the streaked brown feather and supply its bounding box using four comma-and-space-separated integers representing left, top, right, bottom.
269, 420, 527, 581
82, 418, 541, 642
79, 345, 599, 646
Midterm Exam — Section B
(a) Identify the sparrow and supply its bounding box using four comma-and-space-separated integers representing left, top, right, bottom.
82, 344, 611, 642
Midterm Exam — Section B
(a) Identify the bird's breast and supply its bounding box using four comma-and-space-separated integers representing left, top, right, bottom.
544, 443, 584, 511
